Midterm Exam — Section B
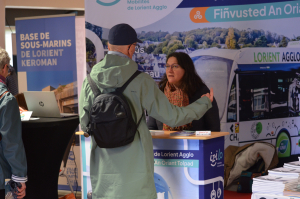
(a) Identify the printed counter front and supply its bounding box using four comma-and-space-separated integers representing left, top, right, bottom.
151, 131, 229, 199
77, 130, 229, 199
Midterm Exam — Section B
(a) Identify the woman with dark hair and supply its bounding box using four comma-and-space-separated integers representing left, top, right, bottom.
147, 52, 220, 131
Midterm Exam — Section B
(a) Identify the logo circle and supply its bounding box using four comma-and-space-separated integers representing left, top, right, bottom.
211, 189, 216, 199
39, 101, 44, 107
217, 188, 222, 198
96, 0, 120, 6
256, 122, 263, 134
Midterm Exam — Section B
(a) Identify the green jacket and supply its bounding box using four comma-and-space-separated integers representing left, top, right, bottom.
0, 83, 27, 189
79, 54, 212, 199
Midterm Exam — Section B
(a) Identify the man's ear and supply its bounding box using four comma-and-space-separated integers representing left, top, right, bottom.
0, 66, 4, 75
127, 44, 132, 51
1, 64, 6, 71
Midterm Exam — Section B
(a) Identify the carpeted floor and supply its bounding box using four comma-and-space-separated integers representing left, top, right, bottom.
224, 190, 252, 199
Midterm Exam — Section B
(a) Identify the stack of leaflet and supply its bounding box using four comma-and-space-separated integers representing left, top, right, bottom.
284, 161, 300, 169
269, 167, 300, 179
268, 167, 300, 196
252, 175, 299, 195
252, 193, 300, 199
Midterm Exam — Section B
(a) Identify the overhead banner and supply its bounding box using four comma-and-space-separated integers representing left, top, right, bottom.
82, 0, 300, 198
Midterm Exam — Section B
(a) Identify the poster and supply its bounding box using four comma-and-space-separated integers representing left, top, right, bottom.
16, 14, 78, 114
15, 14, 80, 191
82, 0, 300, 198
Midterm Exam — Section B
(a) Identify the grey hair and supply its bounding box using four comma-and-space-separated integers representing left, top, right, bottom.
0, 47, 10, 70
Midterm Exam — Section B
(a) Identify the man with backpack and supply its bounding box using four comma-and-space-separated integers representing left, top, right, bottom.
79, 23, 214, 199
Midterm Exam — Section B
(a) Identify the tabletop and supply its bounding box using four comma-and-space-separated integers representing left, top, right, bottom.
150, 131, 229, 140
76, 130, 229, 140
22, 116, 79, 128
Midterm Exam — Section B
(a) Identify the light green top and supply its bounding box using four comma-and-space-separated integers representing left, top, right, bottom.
79, 54, 212, 199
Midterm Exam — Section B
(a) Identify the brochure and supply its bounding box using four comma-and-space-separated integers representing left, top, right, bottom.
20, 111, 33, 121
170, 131, 195, 136
150, 130, 165, 136
269, 167, 300, 178
284, 161, 300, 168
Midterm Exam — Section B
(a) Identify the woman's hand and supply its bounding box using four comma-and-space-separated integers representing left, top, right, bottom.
17, 182, 26, 198
201, 88, 214, 102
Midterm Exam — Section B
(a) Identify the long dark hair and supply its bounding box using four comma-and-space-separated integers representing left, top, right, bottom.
158, 52, 206, 97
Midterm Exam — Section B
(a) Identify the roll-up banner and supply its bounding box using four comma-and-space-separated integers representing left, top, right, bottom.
82, 0, 300, 198
15, 14, 81, 192
16, 14, 77, 94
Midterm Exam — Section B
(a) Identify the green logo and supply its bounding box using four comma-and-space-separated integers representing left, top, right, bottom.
256, 122, 262, 134
96, 0, 120, 6
251, 122, 263, 139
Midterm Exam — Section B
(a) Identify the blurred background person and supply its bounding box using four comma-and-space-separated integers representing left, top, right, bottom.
147, 52, 220, 131
6, 65, 19, 96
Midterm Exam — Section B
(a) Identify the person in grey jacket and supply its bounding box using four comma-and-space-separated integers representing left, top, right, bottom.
0, 48, 27, 199
147, 52, 220, 132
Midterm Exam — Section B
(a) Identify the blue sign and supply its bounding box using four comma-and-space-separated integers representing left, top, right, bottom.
15, 16, 77, 91
153, 137, 224, 199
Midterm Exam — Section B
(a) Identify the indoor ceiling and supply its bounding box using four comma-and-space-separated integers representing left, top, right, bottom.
5, 8, 84, 27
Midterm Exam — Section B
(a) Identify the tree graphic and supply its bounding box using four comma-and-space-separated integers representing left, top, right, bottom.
225, 28, 239, 49
254, 36, 268, 47
279, 36, 288, 47
145, 44, 156, 54
238, 31, 248, 45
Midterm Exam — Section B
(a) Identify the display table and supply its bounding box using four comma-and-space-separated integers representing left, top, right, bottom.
151, 131, 229, 199
22, 116, 79, 199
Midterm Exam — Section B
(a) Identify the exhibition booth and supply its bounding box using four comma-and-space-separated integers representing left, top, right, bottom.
2, 0, 300, 199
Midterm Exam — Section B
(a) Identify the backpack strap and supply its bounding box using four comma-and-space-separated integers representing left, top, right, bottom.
0, 91, 8, 141
0, 91, 8, 100
87, 74, 101, 97
136, 113, 143, 127
85, 74, 101, 137
117, 70, 141, 93
117, 70, 143, 128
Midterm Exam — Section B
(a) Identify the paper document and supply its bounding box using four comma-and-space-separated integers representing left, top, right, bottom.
20, 111, 33, 121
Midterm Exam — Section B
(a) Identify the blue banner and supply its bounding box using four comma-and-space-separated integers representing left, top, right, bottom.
205, 0, 300, 22
16, 16, 77, 91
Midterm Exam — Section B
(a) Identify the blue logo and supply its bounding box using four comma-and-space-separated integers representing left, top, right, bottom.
96, 0, 120, 6
68, 151, 75, 161
210, 149, 223, 167
279, 140, 288, 154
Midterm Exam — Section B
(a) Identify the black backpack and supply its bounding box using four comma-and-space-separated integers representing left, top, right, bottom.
85, 71, 143, 148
